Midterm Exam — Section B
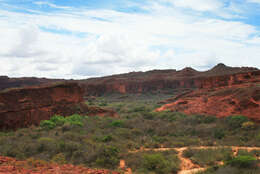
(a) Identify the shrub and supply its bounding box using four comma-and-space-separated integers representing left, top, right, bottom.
102, 135, 113, 142
95, 146, 120, 169
63, 141, 80, 156
50, 115, 66, 126
143, 153, 177, 174
213, 129, 225, 139
40, 120, 56, 130
203, 116, 217, 124
37, 137, 57, 154
132, 106, 147, 112
241, 121, 256, 130
226, 115, 249, 129
65, 114, 84, 127
142, 111, 155, 120
187, 148, 232, 166
183, 148, 194, 158
51, 153, 67, 164
226, 155, 257, 168
111, 120, 124, 127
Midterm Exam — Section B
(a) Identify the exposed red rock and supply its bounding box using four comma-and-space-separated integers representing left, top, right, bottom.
1, 64, 258, 97
0, 76, 63, 91
0, 156, 120, 174
80, 64, 259, 96
0, 83, 117, 130
156, 83, 260, 120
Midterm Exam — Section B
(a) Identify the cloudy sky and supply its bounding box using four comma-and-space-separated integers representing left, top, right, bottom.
0, 0, 260, 79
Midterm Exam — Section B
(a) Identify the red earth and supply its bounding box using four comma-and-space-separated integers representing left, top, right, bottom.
156, 83, 260, 120
0, 156, 120, 174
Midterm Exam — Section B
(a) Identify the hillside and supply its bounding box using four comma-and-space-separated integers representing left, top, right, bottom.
79, 63, 259, 96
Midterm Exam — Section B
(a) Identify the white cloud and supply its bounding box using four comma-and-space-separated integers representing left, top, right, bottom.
164, 0, 223, 11
34, 1, 70, 9
247, 0, 260, 3
0, 0, 259, 79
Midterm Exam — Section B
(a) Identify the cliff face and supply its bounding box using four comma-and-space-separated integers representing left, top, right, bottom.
81, 68, 260, 96
0, 83, 84, 129
0, 76, 62, 91
198, 71, 260, 89
156, 83, 260, 120
1, 64, 258, 97
0, 83, 117, 130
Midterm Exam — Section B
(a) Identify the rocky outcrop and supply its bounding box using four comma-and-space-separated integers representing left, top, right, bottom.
156, 83, 260, 120
0, 76, 63, 91
1, 64, 258, 97
0, 83, 117, 130
80, 65, 259, 96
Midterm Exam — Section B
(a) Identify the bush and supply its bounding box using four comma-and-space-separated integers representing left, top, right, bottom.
183, 148, 194, 158
203, 116, 217, 124
40, 114, 84, 130
142, 111, 155, 120
37, 137, 57, 154
65, 114, 84, 127
102, 135, 113, 142
226, 115, 249, 129
50, 115, 65, 126
226, 155, 257, 168
51, 153, 67, 164
111, 120, 124, 127
95, 146, 120, 169
214, 129, 225, 139
186, 148, 232, 166
241, 121, 256, 130
143, 153, 177, 174
40, 120, 56, 130
132, 106, 147, 112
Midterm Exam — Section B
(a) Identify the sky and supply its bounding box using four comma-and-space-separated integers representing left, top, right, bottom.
0, 0, 260, 79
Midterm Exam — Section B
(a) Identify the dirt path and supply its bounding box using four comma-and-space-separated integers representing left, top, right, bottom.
122, 146, 260, 174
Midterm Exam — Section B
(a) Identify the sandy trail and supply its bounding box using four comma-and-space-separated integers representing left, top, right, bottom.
121, 146, 260, 174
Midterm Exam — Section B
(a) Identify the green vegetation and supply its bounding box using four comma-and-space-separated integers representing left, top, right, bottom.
226, 155, 257, 168
199, 153, 259, 174
183, 148, 232, 166
0, 93, 260, 173
124, 150, 180, 173
226, 115, 249, 129
198, 166, 260, 174
40, 114, 84, 130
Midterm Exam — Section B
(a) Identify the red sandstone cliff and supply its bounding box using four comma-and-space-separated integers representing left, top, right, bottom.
0, 76, 63, 91
156, 83, 260, 120
0, 83, 117, 130
1, 64, 258, 97
80, 64, 259, 96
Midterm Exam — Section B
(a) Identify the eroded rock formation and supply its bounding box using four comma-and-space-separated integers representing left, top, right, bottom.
0, 83, 117, 130
80, 64, 259, 96
156, 83, 260, 120
0, 76, 63, 91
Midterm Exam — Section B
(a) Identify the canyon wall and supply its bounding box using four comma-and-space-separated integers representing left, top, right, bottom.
0, 76, 62, 91
0, 83, 83, 129
82, 70, 260, 96
0, 83, 116, 130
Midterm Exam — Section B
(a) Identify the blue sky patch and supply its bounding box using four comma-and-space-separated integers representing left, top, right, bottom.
39, 26, 95, 38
